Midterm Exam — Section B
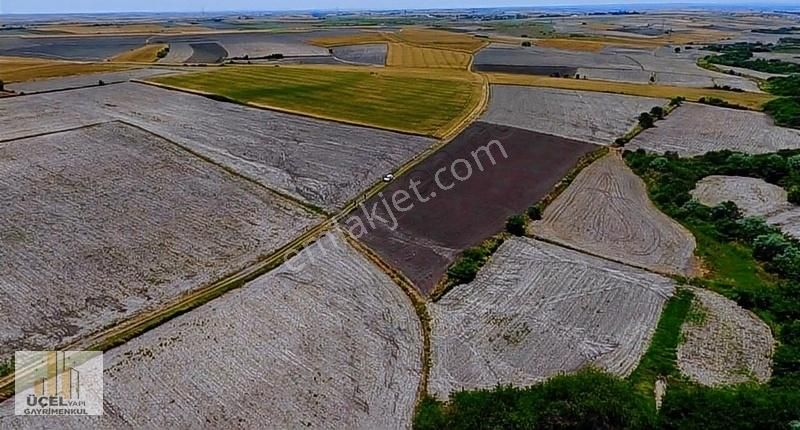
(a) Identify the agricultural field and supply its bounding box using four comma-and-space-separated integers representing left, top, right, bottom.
481, 85, 664, 145
110, 43, 168, 62
5, 68, 181, 93
486, 73, 775, 109
0, 233, 423, 428
0, 35, 149, 60
332, 43, 387, 65
531, 153, 698, 276
691, 175, 800, 239
148, 65, 482, 137
473, 43, 638, 75
349, 122, 597, 293
389, 28, 488, 52
0, 82, 434, 211
628, 103, 800, 155
691, 175, 793, 218
185, 42, 227, 63
0, 121, 320, 360
0, 56, 130, 83
677, 288, 774, 386
428, 237, 676, 399
386, 43, 471, 69
309, 31, 390, 47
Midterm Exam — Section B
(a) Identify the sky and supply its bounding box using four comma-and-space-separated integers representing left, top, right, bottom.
2, 0, 795, 15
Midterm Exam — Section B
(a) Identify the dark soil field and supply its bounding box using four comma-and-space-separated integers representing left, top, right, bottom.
332, 43, 388, 65
347, 122, 597, 293
472, 64, 577, 76
186, 42, 227, 63
0, 35, 148, 60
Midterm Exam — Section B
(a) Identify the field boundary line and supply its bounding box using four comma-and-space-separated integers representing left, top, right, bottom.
436, 70, 490, 141
114, 119, 329, 217
134, 79, 436, 138
0, 120, 116, 145
343, 233, 432, 412
0, 220, 332, 401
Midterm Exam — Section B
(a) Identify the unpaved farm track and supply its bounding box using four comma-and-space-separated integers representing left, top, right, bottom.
0, 122, 320, 361
628, 103, 800, 156
428, 237, 676, 399
532, 153, 698, 276
677, 287, 774, 386
0, 233, 423, 429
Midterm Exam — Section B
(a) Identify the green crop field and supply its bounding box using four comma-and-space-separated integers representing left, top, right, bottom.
149, 65, 483, 137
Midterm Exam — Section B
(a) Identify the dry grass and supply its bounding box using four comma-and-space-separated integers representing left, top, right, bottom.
149, 64, 483, 137
389, 28, 488, 53
485, 72, 775, 110
110, 43, 168, 62
0, 56, 129, 83
386, 43, 471, 69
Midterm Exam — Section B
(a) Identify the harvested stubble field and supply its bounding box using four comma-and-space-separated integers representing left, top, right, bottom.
0, 122, 320, 360
350, 122, 597, 294
386, 43, 471, 69
0, 35, 149, 61
481, 85, 665, 145
532, 153, 698, 276
486, 73, 775, 110
677, 287, 774, 386
389, 28, 488, 53
428, 237, 676, 399
0, 56, 129, 83
149, 65, 482, 137
691, 175, 800, 239
628, 103, 800, 156
0, 233, 423, 429
110, 43, 168, 62
5, 68, 181, 93
332, 43, 387, 65
0, 82, 434, 211
473, 44, 638, 75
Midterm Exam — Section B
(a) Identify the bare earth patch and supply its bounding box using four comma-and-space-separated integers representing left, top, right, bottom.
691, 175, 800, 239
677, 287, 774, 386
481, 85, 665, 145
428, 237, 675, 399
0, 233, 422, 429
628, 103, 800, 156
532, 153, 698, 276
0, 122, 320, 360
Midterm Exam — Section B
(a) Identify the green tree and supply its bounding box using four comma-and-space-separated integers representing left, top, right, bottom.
506, 215, 527, 236
650, 106, 665, 119
788, 186, 800, 205
753, 233, 792, 262
527, 204, 543, 221
638, 112, 655, 128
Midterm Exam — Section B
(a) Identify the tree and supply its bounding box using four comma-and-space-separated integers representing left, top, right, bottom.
669, 96, 685, 107
527, 204, 543, 221
753, 233, 792, 262
638, 112, 655, 128
0, 79, 4, 91
506, 215, 527, 236
788, 186, 800, 205
650, 106, 665, 119
674, 46, 682, 53
521, 41, 532, 47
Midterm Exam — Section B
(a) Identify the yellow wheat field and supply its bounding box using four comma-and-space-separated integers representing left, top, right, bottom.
386, 43, 471, 69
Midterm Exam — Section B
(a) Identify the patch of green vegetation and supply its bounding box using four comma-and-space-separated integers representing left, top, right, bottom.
488, 20, 555, 38
437, 236, 505, 299
628, 289, 694, 397
764, 97, 800, 129
0, 359, 12, 378
704, 41, 800, 74
150, 65, 481, 137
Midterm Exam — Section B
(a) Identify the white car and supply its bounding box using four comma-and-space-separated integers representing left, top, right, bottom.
382, 174, 395, 183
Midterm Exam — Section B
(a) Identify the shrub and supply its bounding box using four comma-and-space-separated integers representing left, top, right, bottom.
638, 112, 655, 128
650, 106, 665, 119
788, 186, 800, 205
736, 217, 775, 242
506, 215, 527, 236
753, 233, 792, 262
527, 204, 543, 220
0, 79, 4, 91
669, 96, 685, 106
521, 41, 532, 47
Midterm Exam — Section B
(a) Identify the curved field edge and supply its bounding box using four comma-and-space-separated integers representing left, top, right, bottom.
146, 64, 484, 138
0, 56, 132, 83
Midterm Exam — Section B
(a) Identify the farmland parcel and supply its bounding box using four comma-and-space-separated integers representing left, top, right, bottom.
628, 103, 800, 156
428, 237, 676, 399
481, 86, 664, 145
0, 122, 320, 360
532, 153, 698, 276
349, 121, 597, 293
0, 82, 434, 211
678, 288, 774, 386
148, 65, 483, 137
0, 233, 422, 429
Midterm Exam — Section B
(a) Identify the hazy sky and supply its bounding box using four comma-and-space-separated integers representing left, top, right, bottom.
1, 0, 786, 15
